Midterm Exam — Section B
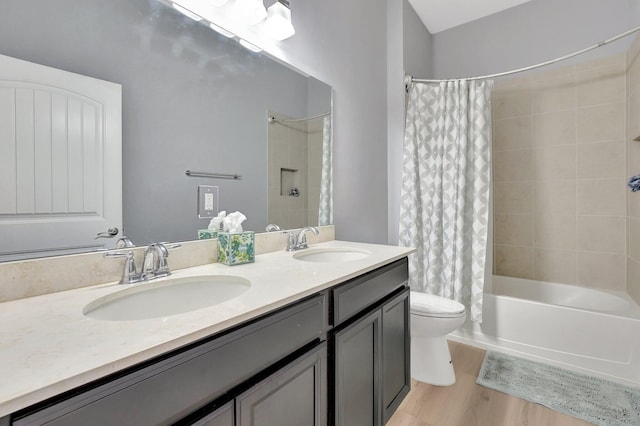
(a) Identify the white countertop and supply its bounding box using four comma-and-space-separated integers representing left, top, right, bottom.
0, 240, 413, 417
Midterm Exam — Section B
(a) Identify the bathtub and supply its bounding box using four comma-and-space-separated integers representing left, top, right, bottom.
448, 275, 640, 386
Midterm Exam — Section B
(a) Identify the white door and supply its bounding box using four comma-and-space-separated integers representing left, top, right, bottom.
0, 54, 122, 261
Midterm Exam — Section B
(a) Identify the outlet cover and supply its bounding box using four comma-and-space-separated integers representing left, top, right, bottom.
198, 185, 219, 218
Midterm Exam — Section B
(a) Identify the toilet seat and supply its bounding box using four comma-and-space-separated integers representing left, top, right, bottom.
410, 291, 465, 318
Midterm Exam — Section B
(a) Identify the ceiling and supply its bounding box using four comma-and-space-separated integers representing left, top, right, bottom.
408, 0, 533, 34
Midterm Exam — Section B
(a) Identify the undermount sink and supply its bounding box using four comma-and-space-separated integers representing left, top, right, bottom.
293, 247, 371, 263
84, 275, 251, 321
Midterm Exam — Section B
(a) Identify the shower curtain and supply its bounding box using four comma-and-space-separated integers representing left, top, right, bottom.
399, 80, 493, 322
318, 115, 333, 226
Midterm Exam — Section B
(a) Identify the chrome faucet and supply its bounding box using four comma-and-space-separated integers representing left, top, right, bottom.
283, 226, 319, 251
104, 242, 180, 284
141, 243, 171, 280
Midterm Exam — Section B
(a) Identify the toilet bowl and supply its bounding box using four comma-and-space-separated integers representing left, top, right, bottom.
410, 291, 466, 386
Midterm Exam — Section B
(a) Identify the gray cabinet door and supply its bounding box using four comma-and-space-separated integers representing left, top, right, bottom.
382, 288, 410, 423
236, 343, 327, 426
334, 309, 382, 426
190, 401, 234, 426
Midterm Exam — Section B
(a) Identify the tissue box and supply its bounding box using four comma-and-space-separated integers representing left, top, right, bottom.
217, 231, 255, 265
198, 229, 218, 240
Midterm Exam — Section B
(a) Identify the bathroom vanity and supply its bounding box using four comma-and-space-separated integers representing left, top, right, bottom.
0, 241, 413, 425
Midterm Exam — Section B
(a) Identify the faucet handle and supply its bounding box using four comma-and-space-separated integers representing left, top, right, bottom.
160, 242, 182, 250
103, 250, 140, 284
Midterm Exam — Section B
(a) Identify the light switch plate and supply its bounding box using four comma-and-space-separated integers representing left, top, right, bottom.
198, 185, 219, 218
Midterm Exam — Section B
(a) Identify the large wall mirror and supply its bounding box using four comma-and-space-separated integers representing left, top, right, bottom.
0, 0, 332, 261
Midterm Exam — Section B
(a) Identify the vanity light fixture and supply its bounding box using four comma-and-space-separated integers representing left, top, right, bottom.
171, 3, 203, 21
209, 22, 235, 38
239, 39, 262, 52
232, 0, 268, 25
263, 0, 295, 40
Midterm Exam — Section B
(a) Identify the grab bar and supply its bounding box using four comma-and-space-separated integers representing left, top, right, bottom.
185, 170, 241, 180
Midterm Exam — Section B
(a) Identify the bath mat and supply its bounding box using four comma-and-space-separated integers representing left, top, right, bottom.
476, 351, 640, 426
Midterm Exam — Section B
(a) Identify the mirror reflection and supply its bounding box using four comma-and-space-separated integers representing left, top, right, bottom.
0, 0, 332, 262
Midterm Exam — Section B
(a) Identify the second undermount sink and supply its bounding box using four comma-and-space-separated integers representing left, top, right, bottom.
293, 247, 371, 263
83, 275, 251, 321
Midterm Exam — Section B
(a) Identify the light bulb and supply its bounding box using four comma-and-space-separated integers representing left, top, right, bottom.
211, 0, 230, 6
232, 0, 267, 25
239, 39, 262, 52
209, 22, 235, 38
171, 3, 202, 21
263, 0, 295, 40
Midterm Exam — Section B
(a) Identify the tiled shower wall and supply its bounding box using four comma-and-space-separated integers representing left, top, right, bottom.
492, 53, 627, 292
627, 35, 640, 304
267, 112, 323, 229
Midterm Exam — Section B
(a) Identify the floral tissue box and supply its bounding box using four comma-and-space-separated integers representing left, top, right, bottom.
217, 231, 255, 265
197, 229, 218, 240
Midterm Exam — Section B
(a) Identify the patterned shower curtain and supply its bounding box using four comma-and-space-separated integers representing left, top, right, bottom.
318, 115, 333, 226
398, 80, 493, 322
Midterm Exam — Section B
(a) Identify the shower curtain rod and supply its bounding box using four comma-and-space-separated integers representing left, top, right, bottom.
268, 111, 331, 124
409, 24, 640, 84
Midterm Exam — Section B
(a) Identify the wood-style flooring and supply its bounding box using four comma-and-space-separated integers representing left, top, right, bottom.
387, 341, 593, 426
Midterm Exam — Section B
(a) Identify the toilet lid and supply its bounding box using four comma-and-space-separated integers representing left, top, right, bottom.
410, 291, 465, 317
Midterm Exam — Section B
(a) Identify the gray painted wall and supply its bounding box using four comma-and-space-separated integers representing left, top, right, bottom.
431, 0, 640, 78
403, 0, 432, 78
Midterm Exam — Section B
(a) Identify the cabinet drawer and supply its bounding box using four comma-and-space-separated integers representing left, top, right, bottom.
14, 294, 327, 426
332, 258, 408, 326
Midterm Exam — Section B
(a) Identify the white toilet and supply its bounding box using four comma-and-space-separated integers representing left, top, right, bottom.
410, 291, 466, 386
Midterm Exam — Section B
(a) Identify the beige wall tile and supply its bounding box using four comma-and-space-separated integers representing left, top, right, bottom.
533, 145, 576, 180
628, 34, 640, 69
628, 142, 640, 187
532, 85, 575, 115
576, 53, 626, 73
577, 141, 626, 179
628, 190, 640, 219
627, 258, 640, 304
577, 102, 625, 143
628, 218, 640, 260
534, 215, 576, 250
577, 216, 626, 254
578, 251, 626, 291
494, 245, 533, 279
534, 180, 576, 216
493, 149, 532, 182
493, 116, 532, 151
530, 66, 575, 113
629, 58, 640, 97
494, 75, 532, 92
532, 110, 576, 146
627, 92, 640, 139
494, 181, 533, 214
492, 91, 531, 120
577, 179, 626, 216
533, 248, 577, 285
494, 214, 532, 246
576, 72, 625, 107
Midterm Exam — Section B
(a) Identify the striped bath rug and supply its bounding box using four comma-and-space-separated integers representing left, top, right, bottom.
476, 351, 640, 426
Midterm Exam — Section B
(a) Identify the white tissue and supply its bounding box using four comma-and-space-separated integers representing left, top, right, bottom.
222, 211, 246, 233
208, 211, 227, 231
